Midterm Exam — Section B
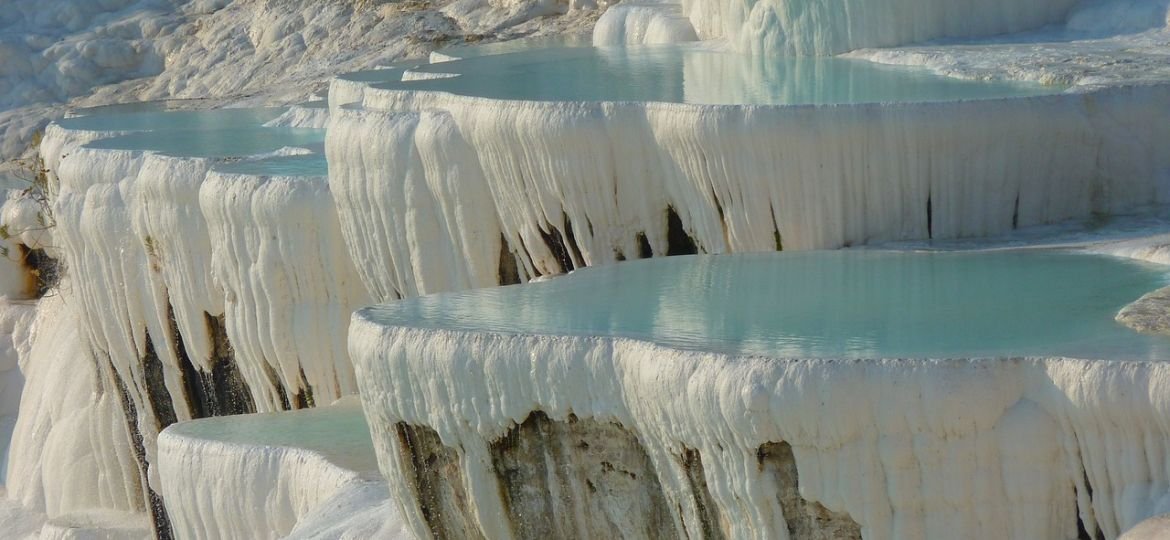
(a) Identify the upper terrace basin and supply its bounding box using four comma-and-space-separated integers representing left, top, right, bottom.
58, 105, 286, 132
330, 42, 1170, 298
381, 44, 1061, 105
157, 400, 387, 539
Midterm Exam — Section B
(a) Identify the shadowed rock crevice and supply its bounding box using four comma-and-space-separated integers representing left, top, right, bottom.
636, 232, 654, 259
106, 357, 172, 540
17, 244, 57, 297
292, 366, 315, 409
540, 224, 576, 274
758, 442, 862, 540
1076, 507, 1105, 540
926, 193, 934, 239
769, 204, 783, 252
498, 234, 521, 285
490, 411, 677, 540
1013, 194, 1021, 229
177, 312, 256, 418
261, 359, 293, 411
666, 206, 698, 256
141, 332, 179, 429
679, 447, 726, 539
394, 422, 485, 540
562, 215, 586, 270
1076, 468, 1105, 540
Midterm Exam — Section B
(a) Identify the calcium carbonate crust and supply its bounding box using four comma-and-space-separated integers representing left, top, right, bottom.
156, 404, 390, 539
326, 78, 1170, 296
7, 1, 1170, 536
16, 120, 370, 536
680, 0, 1082, 55
350, 312, 1170, 540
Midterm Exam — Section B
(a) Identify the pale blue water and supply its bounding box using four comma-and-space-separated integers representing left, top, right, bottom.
377, 44, 1062, 105
214, 153, 327, 176
62, 104, 325, 160
368, 250, 1170, 360
165, 402, 378, 473
85, 127, 325, 158
59, 107, 286, 132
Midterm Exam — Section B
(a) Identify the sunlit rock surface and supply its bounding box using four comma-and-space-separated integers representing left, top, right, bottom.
5, 291, 147, 535
1118, 286, 1170, 335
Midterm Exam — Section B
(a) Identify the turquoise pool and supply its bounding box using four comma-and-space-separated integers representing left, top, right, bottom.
378, 44, 1063, 105
367, 250, 1170, 360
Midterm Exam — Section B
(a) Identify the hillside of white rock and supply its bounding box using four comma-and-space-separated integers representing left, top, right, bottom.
2, 0, 1170, 539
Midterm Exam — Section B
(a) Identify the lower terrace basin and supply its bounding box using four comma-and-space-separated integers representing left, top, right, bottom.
366, 250, 1170, 360
350, 249, 1170, 540
328, 43, 1170, 301
156, 400, 389, 539
59, 104, 287, 132
84, 125, 323, 157
39, 104, 309, 174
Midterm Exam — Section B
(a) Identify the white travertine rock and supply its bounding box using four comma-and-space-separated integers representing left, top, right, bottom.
157, 400, 407, 539
1117, 286, 1170, 335
200, 170, 370, 408
680, 0, 1081, 55
5, 291, 144, 521
593, 2, 698, 46
327, 83, 1170, 295
350, 317, 1170, 540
